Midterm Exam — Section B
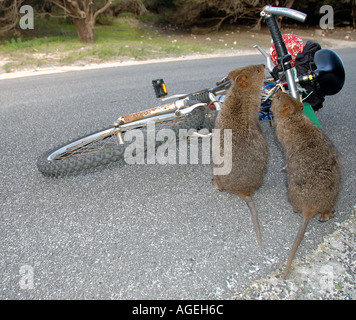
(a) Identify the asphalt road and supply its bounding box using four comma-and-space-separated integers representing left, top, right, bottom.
1, 48, 355, 300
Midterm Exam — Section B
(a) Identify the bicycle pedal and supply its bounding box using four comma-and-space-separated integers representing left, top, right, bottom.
152, 79, 168, 98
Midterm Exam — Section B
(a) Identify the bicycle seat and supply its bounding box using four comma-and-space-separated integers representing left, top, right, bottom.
314, 49, 345, 95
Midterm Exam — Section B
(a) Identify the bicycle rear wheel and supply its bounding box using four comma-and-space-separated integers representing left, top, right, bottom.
37, 106, 206, 177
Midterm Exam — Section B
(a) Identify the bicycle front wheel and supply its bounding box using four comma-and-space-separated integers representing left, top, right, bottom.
37, 106, 206, 177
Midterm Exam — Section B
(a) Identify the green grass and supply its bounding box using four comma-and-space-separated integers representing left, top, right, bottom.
0, 15, 218, 73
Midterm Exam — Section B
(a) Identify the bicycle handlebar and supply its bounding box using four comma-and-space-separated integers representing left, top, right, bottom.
261, 6, 307, 23
261, 6, 307, 99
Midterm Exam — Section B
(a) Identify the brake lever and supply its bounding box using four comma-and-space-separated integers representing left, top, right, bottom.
254, 45, 274, 73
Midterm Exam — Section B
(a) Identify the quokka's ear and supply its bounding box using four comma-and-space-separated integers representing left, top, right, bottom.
237, 73, 251, 89
274, 92, 304, 116
296, 100, 304, 112
280, 100, 304, 116
228, 69, 250, 88
279, 102, 294, 117
228, 69, 240, 82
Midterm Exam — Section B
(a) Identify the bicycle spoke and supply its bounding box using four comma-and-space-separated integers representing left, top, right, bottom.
54, 135, 119, 160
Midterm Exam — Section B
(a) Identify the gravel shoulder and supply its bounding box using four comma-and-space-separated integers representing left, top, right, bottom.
236, 208, 356, 300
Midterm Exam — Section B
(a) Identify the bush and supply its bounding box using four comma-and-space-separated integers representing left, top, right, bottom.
143, 0, 355, 29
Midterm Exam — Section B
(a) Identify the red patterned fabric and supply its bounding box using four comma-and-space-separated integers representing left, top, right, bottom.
270, 33, 305, 67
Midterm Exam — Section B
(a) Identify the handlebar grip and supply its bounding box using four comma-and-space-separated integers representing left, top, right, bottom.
265, 14, 288, 58
262, 6, 307, 23
261, 6, 307, 59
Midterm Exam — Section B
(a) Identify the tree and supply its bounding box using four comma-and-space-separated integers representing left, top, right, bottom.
144, 0, 296, 34
145, 0, 355, 31
49, 0, 113, 42
0, 0, 25, 34
0, 0, 114, 42
352, 0, 356, 29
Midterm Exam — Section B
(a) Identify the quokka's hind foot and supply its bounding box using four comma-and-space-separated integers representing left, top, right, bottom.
212, 177, 224, 191
319, 210, 335, 222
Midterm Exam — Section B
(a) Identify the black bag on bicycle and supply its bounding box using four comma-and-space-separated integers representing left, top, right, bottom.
295, 41, 325, 111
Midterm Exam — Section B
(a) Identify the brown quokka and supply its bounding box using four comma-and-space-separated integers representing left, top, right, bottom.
271, 91, 342, 278
212, 64, 268, 245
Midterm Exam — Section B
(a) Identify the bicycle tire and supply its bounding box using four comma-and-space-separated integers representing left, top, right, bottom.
36, 106, 206, 177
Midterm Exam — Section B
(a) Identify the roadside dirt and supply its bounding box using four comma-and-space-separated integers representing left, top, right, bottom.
164, 24, 356, 51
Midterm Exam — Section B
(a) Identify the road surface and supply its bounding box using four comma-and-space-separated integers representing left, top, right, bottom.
0, 49, 355, 299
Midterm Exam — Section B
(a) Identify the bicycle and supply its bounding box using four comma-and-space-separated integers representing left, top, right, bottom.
36, 6, 345, 177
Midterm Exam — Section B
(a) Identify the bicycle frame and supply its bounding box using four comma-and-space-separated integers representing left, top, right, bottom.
109, 6, 308, 145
